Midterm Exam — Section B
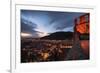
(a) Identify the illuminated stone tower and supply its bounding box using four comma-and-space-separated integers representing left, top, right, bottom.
66, 13, 90, 60
74, 13, 90, 40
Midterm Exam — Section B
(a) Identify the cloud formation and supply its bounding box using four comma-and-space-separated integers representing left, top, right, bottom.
21, 10, 86, 37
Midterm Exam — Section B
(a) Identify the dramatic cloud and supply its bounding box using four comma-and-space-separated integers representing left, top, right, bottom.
48, 11, 84, 30
21, 10, 86, 38
21, 18, 41, 37
21, 18, 37, 33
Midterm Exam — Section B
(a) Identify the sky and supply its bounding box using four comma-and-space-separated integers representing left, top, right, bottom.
21, 10, 86, 38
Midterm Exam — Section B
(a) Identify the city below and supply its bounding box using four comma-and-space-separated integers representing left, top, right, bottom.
21, 38, 73, 62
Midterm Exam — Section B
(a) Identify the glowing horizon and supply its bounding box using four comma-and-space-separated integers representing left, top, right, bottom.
21, 33, 32, 37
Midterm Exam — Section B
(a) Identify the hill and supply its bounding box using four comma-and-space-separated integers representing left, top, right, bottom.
41, 31, 73, 40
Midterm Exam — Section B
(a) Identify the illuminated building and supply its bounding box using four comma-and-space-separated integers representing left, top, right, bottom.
74, 13, 90, 39
74, 13, 90, 58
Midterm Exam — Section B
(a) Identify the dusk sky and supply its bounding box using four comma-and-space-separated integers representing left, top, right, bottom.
21, 10, 86, 38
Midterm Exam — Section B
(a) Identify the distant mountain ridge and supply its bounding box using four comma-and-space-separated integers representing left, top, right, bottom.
41, 31, 73, 40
